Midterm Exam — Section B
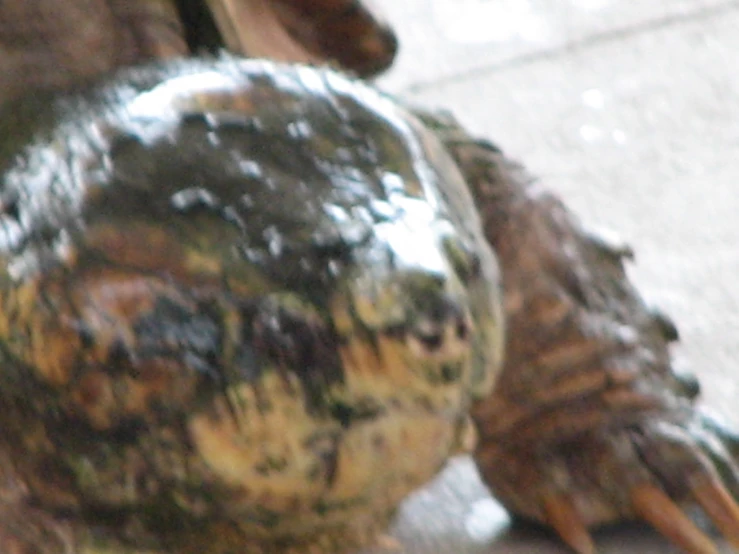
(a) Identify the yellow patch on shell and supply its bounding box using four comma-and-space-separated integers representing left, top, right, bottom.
0, 279, 82, 387
189, 370, 337, 512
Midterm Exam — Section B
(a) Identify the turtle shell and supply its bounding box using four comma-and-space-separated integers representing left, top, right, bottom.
0, 57, 503, 552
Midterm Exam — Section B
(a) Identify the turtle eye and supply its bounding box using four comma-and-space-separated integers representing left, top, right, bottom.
403, 284, 473, 365
337, 267, 475, 388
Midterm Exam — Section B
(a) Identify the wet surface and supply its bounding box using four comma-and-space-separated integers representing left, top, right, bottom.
370, 0, 739, 552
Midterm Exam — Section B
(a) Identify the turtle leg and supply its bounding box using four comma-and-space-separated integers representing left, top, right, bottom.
428, 112, 739, 554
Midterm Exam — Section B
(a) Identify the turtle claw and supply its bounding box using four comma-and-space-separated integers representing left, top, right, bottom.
543, 493, 595, 554
541, 476, 734, 554
542, 479, 738, 554
517, 439, 739, 554
631, 483, 718, 554
691, 475, 739, 549
472, 409, 739, 554
630, 415, 739, 553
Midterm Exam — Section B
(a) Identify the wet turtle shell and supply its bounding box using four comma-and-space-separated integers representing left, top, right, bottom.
0, 57, 504, 553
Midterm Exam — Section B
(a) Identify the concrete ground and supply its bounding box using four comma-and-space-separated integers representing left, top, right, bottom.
367, 0, 739, 552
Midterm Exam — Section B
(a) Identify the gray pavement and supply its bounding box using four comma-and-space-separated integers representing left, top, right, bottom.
368, 1, 739, 552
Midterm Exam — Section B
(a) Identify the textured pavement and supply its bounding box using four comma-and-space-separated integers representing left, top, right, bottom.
368, 1, 739, 552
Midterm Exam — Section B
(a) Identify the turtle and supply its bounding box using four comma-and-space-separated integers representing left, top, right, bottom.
0, 2, 737, 554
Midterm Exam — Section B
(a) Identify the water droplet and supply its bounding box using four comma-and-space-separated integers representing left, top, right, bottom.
170, 188, 220, 212
207, 131, 221, 147
263, 226, 284, 257
380, 172, 405, 194
287, 120, 314, 140
369, 199, 398, 221
324, 204, 349, 223
328, 260, 342, 276
238, 160, 263, 179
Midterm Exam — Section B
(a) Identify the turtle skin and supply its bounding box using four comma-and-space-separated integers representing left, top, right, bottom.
428, 113, 739, 554
1, 3, 739, 554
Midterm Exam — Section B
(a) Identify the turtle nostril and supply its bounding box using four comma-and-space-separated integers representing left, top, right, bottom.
455, 318, 469, 341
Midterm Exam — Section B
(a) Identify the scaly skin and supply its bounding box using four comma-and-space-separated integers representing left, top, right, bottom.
429, 112, 739, 553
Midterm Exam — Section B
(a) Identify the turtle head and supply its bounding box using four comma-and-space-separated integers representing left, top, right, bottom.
0, 59, 504, 547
